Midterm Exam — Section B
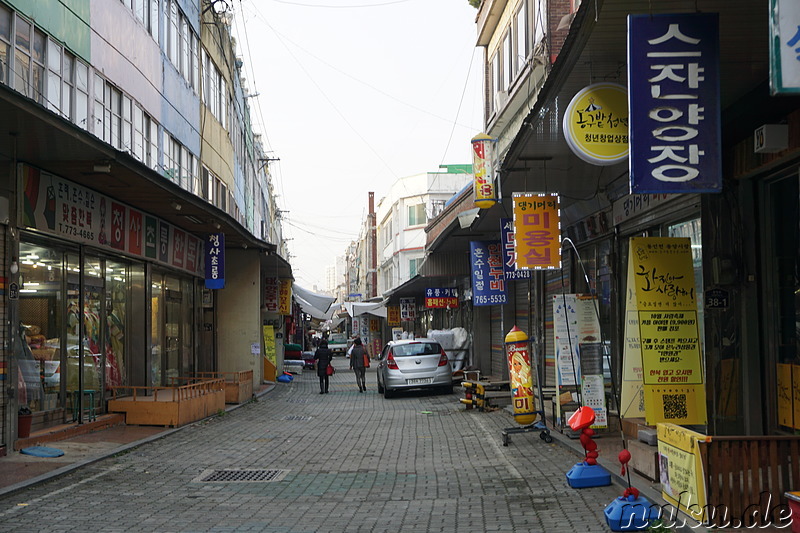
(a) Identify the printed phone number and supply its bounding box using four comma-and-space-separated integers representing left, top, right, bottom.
474, 294, 507, 305
59, 223, 95, 241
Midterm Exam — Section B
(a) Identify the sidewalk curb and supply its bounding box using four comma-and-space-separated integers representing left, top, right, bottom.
0, 382, 280, 500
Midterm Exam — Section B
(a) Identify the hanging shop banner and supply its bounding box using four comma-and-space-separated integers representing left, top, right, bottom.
770, 0, 800, 94
425, 288, 458, 308
278, 279, 292, 315
512, 193, 561, 270
628, 13, 722, 194
205, 233, 225, 289
500, 218, 531, 280
630, 237, 707, 425
264, 277, 279, 313
400, 297, 415, 321
387, 305, 401, 326
21, 164, 202, 275
471, 133, 497, 208
262, 325, 277, 366
657, 423, 708, 518
562, 82, 629, 166
470, 241, 507, 306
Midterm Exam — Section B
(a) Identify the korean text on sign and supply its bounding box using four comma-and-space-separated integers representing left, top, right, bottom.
628, 13, 721, 193
470, 241, 507, 306
512, 193, 561, 270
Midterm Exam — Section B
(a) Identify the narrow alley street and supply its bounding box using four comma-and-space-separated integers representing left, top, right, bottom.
0, 366, 621, 532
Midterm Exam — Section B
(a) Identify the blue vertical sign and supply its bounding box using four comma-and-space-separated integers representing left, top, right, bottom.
470, 241, 507, 306
500, 218, 531, 281
205, 233, 225, 289
628, 13, 721, 193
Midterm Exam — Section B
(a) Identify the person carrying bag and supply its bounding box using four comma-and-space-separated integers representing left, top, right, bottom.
349, 337, 368, 393
314, 340, 333, 394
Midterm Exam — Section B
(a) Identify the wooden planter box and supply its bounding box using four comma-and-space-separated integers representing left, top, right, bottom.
196, 371, 253, 404
108, 379, 225, 427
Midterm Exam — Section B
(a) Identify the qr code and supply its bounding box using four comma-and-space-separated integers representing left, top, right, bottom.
663, 393, 688, 419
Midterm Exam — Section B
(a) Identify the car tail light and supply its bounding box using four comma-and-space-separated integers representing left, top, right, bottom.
387, 353, 399, 369
438, 348, 449, 367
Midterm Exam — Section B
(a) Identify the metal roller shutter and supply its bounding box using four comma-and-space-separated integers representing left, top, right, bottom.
490, 305, 505, 378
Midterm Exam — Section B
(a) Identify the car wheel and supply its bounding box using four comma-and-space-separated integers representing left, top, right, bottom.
377, 379, 384, 394
440, 384, 453, 395
383, 387, 394, 399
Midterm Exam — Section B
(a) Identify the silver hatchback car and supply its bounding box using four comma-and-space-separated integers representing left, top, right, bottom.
376, 338, 453, 398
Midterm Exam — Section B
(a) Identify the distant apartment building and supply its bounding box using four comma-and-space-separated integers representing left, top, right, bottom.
376, 165, 472, 295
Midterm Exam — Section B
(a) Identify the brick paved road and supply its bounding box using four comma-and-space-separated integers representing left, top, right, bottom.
0, 366, 621, 532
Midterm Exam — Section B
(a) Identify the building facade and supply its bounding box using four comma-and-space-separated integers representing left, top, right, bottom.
1, 0, 290, 448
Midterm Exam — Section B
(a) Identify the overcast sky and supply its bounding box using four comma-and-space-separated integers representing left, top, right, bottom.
231, 0, 484, 291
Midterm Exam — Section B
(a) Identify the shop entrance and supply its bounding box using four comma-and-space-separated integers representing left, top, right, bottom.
151, 271, 195, 385
17, 240, 143, 430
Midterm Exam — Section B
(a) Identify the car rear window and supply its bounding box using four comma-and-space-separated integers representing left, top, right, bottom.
393, 343, 441, 357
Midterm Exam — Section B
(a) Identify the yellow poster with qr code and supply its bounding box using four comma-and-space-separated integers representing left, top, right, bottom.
630, 237, 707, 425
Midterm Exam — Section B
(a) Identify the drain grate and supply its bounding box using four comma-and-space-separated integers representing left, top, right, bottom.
283, 415, 312, 421
194, 469, 288, 483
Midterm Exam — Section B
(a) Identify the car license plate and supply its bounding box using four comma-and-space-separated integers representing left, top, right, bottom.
407, 377, 433, 385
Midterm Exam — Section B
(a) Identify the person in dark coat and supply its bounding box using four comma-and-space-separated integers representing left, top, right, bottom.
349, 337, 367, 392
314, 340, 333, 394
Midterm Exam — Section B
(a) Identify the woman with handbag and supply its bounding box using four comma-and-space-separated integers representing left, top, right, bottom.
314, 340, 333, 394
349, 337, 368, 393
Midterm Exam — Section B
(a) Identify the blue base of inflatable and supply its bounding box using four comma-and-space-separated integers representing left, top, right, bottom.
21, 446, 65, 457
604, 495, 659, 531
565, 462, 612, 488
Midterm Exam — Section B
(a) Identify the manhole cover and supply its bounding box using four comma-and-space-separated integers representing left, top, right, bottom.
283, 415, 311, 421
193, 469, 288, 483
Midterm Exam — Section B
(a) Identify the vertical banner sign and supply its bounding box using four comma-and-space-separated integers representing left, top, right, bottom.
512, 193, 561, 269
264, 277, 279, 313
562, 83, 629, 166
500, 218, 531, 280
387, 305, 401, 326
278, 279, 292, 315
205, 233, 225, 289
470, 241, 507, 306
471, 133, 497, 208
630, 237, 707, 425
770, 0, 800, 94
657, 424, 708, 518
552, 295, 602, 426
425, 288, 458, 308
621, 252, 647, 419
400, 298, 415, 321
262, 325, 277, 382
628, 13, 722, 193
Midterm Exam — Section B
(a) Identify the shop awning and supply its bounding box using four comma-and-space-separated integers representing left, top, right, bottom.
343, 301, 387, 318
293, 284, 336, 314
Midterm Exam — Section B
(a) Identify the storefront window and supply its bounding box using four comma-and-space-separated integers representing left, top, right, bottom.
770, 175, 800, 432
17, 243, 64, 416
152, 271, 195, 385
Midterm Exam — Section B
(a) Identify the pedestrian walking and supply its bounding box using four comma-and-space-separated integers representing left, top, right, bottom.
314, 340, 333, 394
349, 337, 368, 392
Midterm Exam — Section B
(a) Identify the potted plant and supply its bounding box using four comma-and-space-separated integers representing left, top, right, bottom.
18, 405, 33, 438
